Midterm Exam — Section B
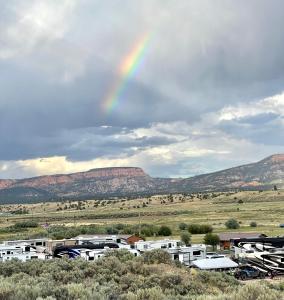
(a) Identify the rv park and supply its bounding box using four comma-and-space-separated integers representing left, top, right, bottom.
0, 190, 283, 280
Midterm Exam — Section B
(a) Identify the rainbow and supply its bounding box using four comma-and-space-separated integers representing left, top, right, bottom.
102, 33, 151, 114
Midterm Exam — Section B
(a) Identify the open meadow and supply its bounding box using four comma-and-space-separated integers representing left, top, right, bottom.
0, 190, 283, 242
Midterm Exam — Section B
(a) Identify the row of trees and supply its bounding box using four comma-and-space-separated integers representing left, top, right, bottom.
39, 223, 173, 240
180, 232, 220, 249
179, 223, 213, 234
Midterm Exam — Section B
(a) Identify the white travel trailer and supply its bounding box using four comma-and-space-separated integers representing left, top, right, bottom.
75, 234, 142, 246
134, 239, 181, 251
0, 245, 48, 262
79, 248, 140, 261
3, 238, 48, 248
167, 245, 206, 266
134, 239, 206, 266
76, 235, 120, 245
3, 238, 48, 253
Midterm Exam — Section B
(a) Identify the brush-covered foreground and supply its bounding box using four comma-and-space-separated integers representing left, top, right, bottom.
0, 250, 283, 300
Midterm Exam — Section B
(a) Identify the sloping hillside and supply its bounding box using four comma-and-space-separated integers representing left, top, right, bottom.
176, 154, 284, 192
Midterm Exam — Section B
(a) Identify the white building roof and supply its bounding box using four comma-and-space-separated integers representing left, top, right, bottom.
192, 257, 238, 270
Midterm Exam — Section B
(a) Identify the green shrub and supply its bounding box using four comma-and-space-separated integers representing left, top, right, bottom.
188, 224, 213, 234
178, 223, 188, 231
225, 218, 240, 229
0, 278, 14, 300
143, 249, 172, 264
180, 232, 191, 246
204, 233, 220, 250
250, 221, 257, 227
158, 226, 172, 236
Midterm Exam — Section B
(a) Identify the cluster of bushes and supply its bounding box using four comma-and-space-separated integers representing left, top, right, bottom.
0, 221, 39, 235
188, 224, 213, 234
37, 223, 173, 240
10, 208, 29, 215
179, 223, 213, 234
0, 250, 282, 300
0, 222, 174, 241
13, 221, 39, 229
79, 209, 191, 220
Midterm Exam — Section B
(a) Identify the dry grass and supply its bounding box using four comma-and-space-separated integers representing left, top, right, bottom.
0, 190, 283, 242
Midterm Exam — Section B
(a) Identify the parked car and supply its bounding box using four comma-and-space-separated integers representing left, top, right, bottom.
234, 265, 265, 280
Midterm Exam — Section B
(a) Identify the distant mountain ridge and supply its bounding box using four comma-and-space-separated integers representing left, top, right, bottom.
176, 154, 284, 192
0, 154, 283, 203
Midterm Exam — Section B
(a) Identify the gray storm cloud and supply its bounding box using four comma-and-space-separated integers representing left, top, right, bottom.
0, 0, 284, 178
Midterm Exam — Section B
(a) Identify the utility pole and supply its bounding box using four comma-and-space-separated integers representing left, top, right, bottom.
138, 211, 141, 236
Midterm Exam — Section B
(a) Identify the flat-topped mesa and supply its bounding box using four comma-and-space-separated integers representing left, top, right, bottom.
85, 167, 147, 178
0, 154, 283, 203
8, 167, 149, 189
267, 154, 284, 163
0, 179, 15, 189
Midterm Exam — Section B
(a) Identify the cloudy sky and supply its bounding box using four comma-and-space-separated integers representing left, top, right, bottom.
1, 0, 284, 179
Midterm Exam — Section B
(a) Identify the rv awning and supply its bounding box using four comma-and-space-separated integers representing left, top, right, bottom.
192, 257, 238, 270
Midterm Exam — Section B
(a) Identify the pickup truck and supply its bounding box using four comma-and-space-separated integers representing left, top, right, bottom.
234, 265, 266, 280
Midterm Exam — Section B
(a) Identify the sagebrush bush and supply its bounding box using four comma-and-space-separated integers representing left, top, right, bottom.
0, 251, 281, 300
225, 219, 240, 229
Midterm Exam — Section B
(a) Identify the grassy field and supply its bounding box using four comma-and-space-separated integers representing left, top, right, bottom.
0, 190, 283, 243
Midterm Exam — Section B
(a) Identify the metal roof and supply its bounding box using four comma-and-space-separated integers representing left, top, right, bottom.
75, 234, 134, 239
192, 257, 238, 270
218, 232, 264, 241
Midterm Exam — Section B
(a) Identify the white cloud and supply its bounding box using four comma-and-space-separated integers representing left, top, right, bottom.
0, 0, 88, 82
0, 156, 131, 179
0, 0, 77, 59
1, 115, 283, 179
218, 92, 284, 121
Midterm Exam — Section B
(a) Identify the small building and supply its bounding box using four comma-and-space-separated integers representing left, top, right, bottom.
46, 239, 76, 254
218, 233, 266, 250
192, 257, 238, 271
120, 234, 143, 245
